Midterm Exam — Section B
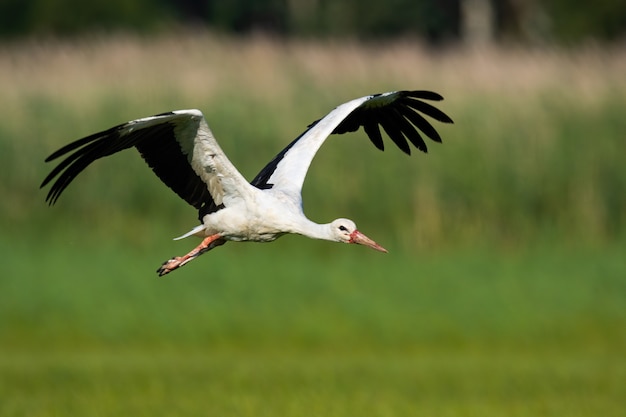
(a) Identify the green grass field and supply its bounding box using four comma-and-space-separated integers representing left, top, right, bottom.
1, 33, 625, 416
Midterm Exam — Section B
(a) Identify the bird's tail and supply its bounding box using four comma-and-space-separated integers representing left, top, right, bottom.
173, 224, 206, 240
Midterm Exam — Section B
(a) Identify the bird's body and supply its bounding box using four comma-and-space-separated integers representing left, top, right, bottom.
41, 90, 452, 275
195, 188, 301, 242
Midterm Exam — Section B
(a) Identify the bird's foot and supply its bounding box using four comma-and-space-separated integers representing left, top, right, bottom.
157, 256, 187, 276
156, 234, 226, 277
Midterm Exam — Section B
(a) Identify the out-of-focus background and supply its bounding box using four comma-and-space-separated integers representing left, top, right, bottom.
1, 1, 624, 416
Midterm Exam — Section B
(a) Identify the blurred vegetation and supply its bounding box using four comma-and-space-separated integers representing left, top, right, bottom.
1, 34, 625, 416
1, 0, 625, 43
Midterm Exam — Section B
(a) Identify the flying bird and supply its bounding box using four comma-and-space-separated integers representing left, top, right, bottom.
41, 90, 453, 276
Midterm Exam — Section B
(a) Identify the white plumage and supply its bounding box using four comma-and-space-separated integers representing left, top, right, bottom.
41, 90, 453, 276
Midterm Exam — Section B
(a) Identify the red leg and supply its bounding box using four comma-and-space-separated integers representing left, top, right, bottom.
157, 234, 225, 276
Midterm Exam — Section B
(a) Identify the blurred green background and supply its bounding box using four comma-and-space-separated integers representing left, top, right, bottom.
1, 1, 625, 416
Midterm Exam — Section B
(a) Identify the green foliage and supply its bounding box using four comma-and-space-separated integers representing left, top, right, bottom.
0, 0, 174, 36
2, 0, 626, 43
545, 0, 626, 42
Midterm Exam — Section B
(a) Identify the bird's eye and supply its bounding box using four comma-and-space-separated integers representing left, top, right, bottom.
338, 225, 348, 232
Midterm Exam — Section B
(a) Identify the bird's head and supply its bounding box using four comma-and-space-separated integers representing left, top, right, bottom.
330, 218, 388, 253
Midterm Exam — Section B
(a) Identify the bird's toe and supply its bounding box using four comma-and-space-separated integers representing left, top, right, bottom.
157, 256, 183, 276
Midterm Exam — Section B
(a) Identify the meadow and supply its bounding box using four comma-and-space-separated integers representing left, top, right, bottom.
0, 32, 625, 416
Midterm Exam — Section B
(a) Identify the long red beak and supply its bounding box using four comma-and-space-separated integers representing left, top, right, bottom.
349, 230, 388, 253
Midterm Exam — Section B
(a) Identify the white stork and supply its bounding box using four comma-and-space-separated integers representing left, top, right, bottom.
41, 90, 453, 276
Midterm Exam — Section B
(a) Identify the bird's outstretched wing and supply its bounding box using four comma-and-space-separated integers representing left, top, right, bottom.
250, 90, 453, 198
40, 110, 249, 218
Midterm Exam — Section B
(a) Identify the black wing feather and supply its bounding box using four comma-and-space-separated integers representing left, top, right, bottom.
41, 126, 134, 204
391, 107, 428, 152
378, 109, 411, 155
363, 121, 385, 151
404, 90, 444, 101
401, 97, 454, 124
335, 90, 453, 154
397, 104, 441, 143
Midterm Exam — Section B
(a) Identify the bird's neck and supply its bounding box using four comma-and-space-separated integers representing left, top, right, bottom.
294, 219, 334, 242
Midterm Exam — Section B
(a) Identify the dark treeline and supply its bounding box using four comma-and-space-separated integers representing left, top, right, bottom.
1, 0, 625, 44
